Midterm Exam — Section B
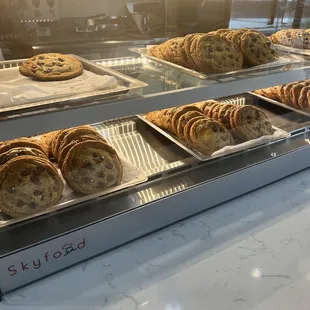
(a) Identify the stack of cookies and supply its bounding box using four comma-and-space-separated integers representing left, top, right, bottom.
270, 29, 310, 49
148, 29, 278, 74
41, 125, 123, 195
146, 100, 274, 155
0, 138, 64, 218
254, 79, 310, 111
217, 28, 278, 66
19, 53, 84, 81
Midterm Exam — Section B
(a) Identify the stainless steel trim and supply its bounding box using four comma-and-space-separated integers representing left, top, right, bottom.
0, 55, 147, 115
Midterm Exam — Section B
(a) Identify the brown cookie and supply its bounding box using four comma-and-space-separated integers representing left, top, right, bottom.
195, 33, 243, 73
176, 110, 205, 138
240, 31, 278, 66
0, 156, 63, 218
188, 118, 234, 155
0, 147, 47, 165
183, 34, 202, 71
61, 141, 123, 195
183, 115, 207, 144
0, 138, 48, 157
20, 53, 83, 81
171, 105, 202, 135
231, 106, 274, 141
298, 86, 310, 110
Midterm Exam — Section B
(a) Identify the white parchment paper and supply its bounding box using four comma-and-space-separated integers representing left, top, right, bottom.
0, 67, 118, 108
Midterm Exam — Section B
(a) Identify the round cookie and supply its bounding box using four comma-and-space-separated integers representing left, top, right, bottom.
171, 105, 202, 135
58, 134, 107, 167
231, 106, 274, 141
0, 138, 48, 157
240, 31, 278, 66
58, 127, 104, 159
0, 156, 63, 218
0, 147, 47, 165
20, 53, 83, 81
195, 33, 243, 74
176, 110, 205, 138
61, 141, 123, 195
183, 115, 206, 144
189, 118, 234, 155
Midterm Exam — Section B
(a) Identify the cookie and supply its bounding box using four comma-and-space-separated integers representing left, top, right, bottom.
184, 34, 202, 71
189, 118, 234, 155
194, 100, 219, 112
195, 33, 243, 73
171, 105, 202, 135
298, 86, 310, 110
290, 83, 307, 109
61, 141, 123, 194
217, 104, 235, 129
40, 130, 60, 157
240, 31, 278, 66
176, 110, 205, 138
0, 156, 63, 218
20, 53, 83, 81
164, 37, 188, 67
52, 125, 93, 160
283, 82, 298, 106
58, 127, 104, 159
0, 147, 47, 165
0, 138, 48, 157
58, 134, 107, 167
183, 115, 206, 144
231, 106, 274, 141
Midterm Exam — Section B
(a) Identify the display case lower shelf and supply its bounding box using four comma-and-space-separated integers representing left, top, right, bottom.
1, 131, 310, 294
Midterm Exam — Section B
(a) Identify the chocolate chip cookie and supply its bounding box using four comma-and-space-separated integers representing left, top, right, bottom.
19, 53, 83, 81
61, 141, 123, 194
0, 156, 63, 218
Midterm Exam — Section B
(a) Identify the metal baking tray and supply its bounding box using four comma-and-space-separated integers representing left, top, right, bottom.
130, 47, 301, 80
250, 91, 310, 117
274, 44, 310, 57
138, 97, 289, 161
0, 115, 198, 228
0, 154, 147, 228
0, 55, 147, 115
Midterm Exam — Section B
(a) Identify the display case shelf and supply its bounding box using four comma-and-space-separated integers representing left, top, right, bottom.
1, 55, 310, 140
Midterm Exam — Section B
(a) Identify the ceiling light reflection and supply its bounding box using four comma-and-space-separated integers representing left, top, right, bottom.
251, 268, 262, 279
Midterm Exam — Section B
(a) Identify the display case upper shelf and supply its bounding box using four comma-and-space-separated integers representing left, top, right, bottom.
1, 54, 310, 141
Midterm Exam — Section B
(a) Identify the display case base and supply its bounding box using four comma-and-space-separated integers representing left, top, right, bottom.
1, 139, 310, 295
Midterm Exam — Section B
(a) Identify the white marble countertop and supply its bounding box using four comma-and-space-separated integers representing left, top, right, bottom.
3, 168, 310, 310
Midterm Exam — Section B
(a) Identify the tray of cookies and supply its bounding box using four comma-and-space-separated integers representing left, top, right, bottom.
0, 125, 147, 227
270, 28, 310, 56
131, 29, 300, 80
0, 53, 147, 114
138, 98, 289, 161
252, 80, 310, 117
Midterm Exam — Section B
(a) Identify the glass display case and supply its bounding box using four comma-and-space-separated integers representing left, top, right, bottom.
1, 0, 310, 296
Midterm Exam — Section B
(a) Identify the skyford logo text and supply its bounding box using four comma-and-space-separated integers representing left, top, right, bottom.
8, 238, 86, 276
